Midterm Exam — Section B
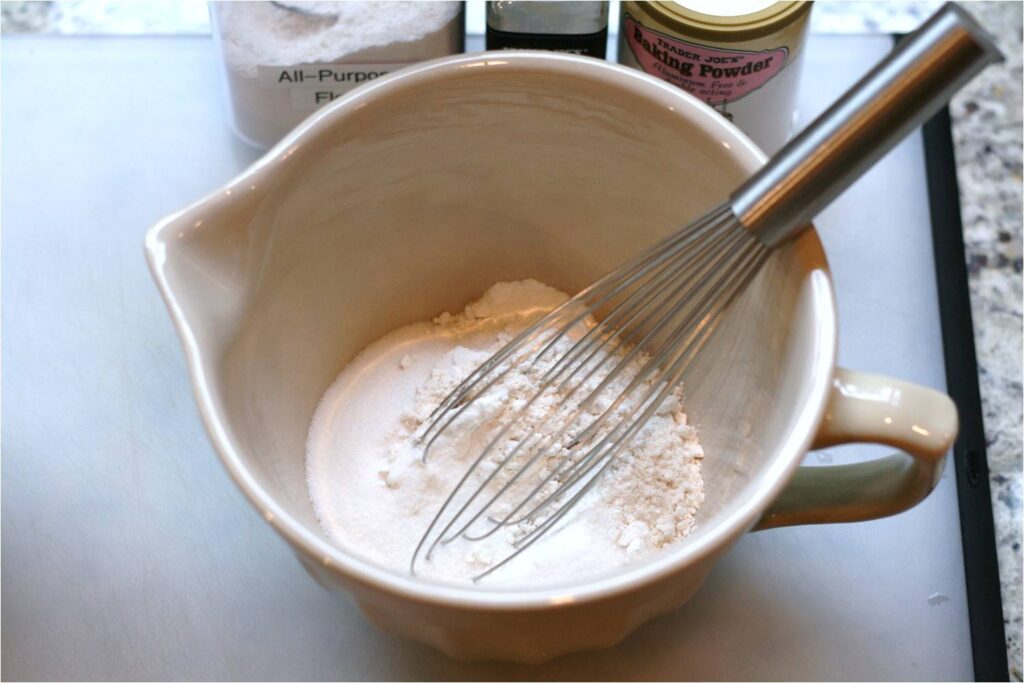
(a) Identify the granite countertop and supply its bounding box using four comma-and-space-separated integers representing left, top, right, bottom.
2, 0, 1021, 677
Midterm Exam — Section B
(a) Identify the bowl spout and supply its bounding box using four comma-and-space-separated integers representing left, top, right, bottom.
144, 182, 265, 350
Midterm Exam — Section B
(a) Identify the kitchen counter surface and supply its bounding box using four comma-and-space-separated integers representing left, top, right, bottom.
2, 0, 1021, 677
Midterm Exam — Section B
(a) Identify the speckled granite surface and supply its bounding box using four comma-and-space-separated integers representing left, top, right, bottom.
3, 0, 1021, 676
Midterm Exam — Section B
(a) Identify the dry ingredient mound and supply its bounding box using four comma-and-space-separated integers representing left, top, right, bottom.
306, 279, 705, 586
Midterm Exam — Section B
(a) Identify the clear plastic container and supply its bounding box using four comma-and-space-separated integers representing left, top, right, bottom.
211, 1, 465, 149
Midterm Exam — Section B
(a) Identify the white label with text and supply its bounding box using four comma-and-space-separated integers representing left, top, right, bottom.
256, 63, 409, 112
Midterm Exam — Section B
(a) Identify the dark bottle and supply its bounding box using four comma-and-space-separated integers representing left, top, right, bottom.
486, 1, 609, 58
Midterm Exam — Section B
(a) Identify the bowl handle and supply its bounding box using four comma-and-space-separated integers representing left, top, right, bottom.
755, 367, 958, 530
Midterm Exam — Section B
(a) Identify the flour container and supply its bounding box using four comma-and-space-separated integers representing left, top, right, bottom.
210, 1, 465, 149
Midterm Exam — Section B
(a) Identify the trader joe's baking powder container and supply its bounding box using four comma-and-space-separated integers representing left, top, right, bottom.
619, 1, 811, 153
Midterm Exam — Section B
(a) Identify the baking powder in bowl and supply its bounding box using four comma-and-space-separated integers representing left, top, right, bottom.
306, 280, 705, 586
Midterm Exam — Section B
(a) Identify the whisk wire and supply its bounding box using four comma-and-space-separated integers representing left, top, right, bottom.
468, 241, 771, 580
425, 213, 748, 547
418, 206, 732, 448
410, 207, 772, 581
481, 235, 768, 533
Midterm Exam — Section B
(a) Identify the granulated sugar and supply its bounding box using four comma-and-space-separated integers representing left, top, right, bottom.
306, 280, 705, 586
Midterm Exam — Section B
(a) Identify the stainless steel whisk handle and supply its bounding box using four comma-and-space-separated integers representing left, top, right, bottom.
730, 2, 1002, 248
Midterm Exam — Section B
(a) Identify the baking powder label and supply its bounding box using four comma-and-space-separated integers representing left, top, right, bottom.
623, 15, 788, 105
255, 63, 410, 111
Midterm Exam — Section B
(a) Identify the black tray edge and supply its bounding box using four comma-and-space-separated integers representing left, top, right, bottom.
922, 104, 1010, 682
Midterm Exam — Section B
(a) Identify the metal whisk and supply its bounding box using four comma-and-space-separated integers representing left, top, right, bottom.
411, 3, 1000, 581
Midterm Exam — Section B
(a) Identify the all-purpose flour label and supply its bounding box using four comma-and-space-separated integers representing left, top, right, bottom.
256, 63, 410, 111
623, 14, 788, 106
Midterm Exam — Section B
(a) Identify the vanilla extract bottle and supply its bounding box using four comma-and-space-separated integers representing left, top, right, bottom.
486, 1, 609, 58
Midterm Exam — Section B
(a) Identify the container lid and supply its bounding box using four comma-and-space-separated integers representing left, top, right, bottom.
643, 1, 811, 41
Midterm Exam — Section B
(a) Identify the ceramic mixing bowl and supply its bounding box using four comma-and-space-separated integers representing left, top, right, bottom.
145, 52, 957, 663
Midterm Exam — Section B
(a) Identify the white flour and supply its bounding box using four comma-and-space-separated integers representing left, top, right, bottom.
216, 2, 463, 75
213, 1, 463, 147
306, 280, 705, 586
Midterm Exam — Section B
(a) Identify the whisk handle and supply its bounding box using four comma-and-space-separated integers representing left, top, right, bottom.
730, 2, 1002, 248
